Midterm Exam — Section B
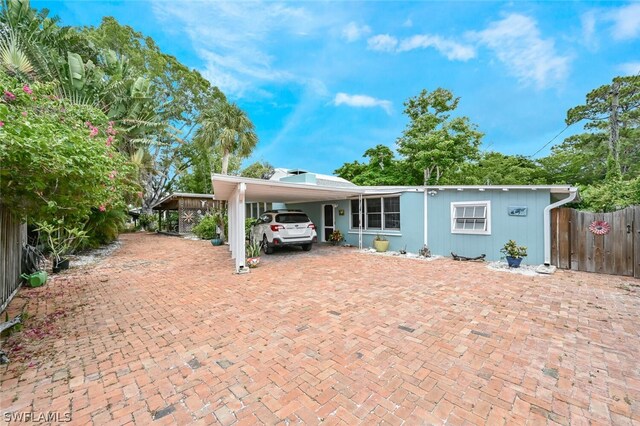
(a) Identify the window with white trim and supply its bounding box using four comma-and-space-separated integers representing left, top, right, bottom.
350, 196, 401, 230
245, 202, 272, 219
451, 201, 491, 234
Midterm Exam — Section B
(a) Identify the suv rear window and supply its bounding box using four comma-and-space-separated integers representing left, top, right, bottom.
276, 213, 310, 223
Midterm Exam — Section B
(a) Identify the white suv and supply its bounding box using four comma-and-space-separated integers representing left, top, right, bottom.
250, 210, 317, 254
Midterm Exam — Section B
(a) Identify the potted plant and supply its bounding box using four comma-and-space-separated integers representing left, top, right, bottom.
35, 221, 88, 273
500, 239, 528, 268
246, 238, 262, 268
328, 229, 344, 246
373, 234, 389, 252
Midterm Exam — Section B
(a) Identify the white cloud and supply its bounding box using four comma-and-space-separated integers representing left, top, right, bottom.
368, 33, 474, 61
618, 62, 640, 76
607, 3, 640, 40
342, 22, 371, 42
152, 1, 332, 98
472, 14, 571, 89
333, 93, 392, 114
367, 34, 398, 52
398, 35, 476, 60
580, 11, 598, 49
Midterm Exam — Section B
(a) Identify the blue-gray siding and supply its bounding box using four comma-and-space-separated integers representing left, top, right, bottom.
427, 189, 550, 264
285, 189, 550, 265
286, 192, 425, 253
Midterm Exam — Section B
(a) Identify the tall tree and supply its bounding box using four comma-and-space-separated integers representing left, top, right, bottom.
396, 88, 483, 185
565, 75, 640, 178
195, 101, 258, 177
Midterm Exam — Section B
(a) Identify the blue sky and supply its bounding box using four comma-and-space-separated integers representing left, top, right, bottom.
37, 1, 640, 175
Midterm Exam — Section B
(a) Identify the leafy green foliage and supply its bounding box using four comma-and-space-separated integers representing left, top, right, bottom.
192, 213, 219, 240
448, 152, 548, 185
195, 101, 258, 175
500, 240, 527, 259
241, 161, 274, 179
35, 220, 88, 261
78, 208, 127, 249
397, 88, 483, 184
0, 73, 138, 223
138, 213, 157, 231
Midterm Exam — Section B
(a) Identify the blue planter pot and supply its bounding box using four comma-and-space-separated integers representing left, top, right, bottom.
210, 238, 223, 246
506, 256, 523, 268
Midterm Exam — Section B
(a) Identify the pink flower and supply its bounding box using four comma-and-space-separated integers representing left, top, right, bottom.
106, 136, 114, 147
99, 205, 106, 212
22, 85, 32, 95
4, 91, 16, 101
89, 126, 99, 137
21, 111, 27, 117
0, 121, 4, 127
108, 170, 117, 180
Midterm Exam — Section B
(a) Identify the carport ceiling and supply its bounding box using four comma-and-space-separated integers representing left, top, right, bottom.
211, 174, 364, 203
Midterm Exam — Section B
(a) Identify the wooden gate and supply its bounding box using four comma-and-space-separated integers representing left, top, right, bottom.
551, 206, 639, 278
1, 205, 27, 313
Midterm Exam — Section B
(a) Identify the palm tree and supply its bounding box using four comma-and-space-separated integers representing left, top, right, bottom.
196, 101, 258, 175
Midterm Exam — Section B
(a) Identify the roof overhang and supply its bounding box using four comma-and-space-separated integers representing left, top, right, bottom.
211, 175, 579, 203
212, 174, 366, 203
152, 192, 215, 210
424, 185, 577, 194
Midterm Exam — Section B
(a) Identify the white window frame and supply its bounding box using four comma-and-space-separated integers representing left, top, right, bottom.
450, 201, 491, 235
350, 196, 401, 231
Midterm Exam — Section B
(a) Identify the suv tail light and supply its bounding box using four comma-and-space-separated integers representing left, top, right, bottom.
270, 224, 284, 232
308, 223, 316, 230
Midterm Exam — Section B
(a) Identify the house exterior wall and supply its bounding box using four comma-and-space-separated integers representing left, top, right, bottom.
280, 174, 317, 184
426, 189, 550, 264
286, 191, 425, 252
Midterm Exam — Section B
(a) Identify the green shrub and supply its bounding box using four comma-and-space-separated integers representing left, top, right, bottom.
78, 208, 127, 249
139, 213, 157, 231
192, 214, 219, 240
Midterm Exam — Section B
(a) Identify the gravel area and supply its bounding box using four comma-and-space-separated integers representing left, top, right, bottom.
487, 260, 549, 276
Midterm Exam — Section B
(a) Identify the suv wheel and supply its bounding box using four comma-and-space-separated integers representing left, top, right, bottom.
262, 235, 274, 254
301, 243, 312, 252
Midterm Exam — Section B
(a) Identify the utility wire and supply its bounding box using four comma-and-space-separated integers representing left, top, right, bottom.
528, 70, 639, 159
528, 124, 572, 158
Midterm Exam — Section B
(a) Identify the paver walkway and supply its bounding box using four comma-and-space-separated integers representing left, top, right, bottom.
1, 233, 640, 425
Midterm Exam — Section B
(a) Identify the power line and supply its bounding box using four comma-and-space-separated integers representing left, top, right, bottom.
528, 70, 639, 159
528, 124, 572, 158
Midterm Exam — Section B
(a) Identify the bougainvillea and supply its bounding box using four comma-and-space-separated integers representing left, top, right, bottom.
0, 73, 139, 223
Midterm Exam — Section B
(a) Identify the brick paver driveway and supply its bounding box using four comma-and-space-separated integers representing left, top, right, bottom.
2, 233, 640, 425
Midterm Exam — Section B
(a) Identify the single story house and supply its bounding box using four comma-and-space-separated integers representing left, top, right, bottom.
211, 172, 578, 273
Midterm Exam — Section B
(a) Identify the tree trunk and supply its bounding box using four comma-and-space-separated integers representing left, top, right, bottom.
609, 81, 620, 166
221, 149, 230, 175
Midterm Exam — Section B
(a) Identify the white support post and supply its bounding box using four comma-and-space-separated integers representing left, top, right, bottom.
358, 194, 363, 250
233, 183, 247, 273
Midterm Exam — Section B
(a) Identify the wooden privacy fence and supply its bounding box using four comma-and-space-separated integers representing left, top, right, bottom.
0, 205, 27, 312
551, 206, 639, 278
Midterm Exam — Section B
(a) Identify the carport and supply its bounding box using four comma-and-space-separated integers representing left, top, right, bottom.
211, 174, 367, 272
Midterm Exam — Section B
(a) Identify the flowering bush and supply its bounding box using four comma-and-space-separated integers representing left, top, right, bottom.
0, 73, 138, 224
328, 229, 344, 245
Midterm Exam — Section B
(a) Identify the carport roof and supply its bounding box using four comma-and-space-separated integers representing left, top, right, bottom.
212, 174, 578, 203
211, 174, 367, 202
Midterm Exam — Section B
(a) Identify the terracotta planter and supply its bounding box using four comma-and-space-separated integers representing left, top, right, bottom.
373, 240, 389, 252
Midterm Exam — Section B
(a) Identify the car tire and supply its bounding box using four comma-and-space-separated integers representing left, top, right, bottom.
301, 243, 312, 252
262, 235, 274, 254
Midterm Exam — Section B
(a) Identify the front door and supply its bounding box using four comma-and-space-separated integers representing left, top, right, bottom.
323, 204, 335, 241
